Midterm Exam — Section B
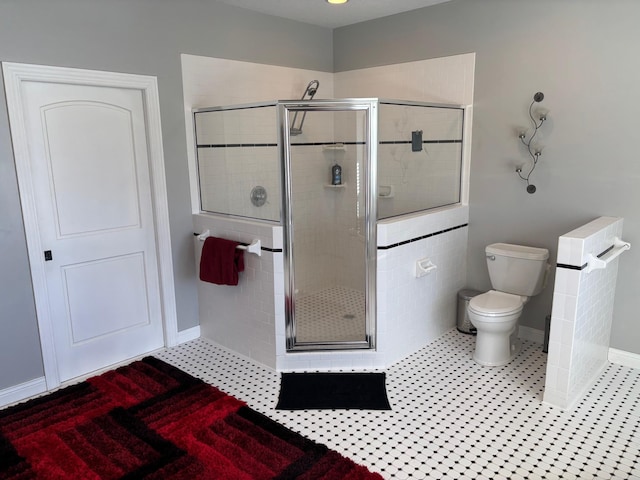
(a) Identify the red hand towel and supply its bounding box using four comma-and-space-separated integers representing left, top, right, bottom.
199, 236, 245, 286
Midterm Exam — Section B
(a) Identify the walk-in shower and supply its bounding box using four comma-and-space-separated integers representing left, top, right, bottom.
193, 97, 465, 353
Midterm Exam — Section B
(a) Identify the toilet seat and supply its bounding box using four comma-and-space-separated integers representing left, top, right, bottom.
468, 290, 523, 317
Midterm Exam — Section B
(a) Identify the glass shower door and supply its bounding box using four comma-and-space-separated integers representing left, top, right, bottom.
280, 100, 377, 351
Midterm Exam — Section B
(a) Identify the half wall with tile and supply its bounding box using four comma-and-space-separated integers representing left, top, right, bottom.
544, 216, 627, 409
193, 214, 283, 368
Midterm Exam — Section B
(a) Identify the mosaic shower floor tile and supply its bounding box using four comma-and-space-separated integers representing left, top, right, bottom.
295, 286, 366, 343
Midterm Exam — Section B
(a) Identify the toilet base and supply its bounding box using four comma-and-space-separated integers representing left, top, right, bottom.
473, 329, 521, 366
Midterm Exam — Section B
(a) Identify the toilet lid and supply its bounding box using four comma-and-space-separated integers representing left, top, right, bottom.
468, 291, 523, 316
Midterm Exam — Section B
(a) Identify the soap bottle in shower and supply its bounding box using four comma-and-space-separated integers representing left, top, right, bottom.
331, 164, 342, 185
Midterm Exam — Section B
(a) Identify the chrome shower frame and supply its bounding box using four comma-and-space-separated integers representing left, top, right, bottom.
278, 98, 379, 352
193, 97, 466, 354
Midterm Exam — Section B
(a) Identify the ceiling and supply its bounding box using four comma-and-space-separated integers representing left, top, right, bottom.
216, 0, 451, 29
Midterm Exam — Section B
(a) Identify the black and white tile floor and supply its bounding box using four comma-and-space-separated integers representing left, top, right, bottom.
156, 330, 640, 479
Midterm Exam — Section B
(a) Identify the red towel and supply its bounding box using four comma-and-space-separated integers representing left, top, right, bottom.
199, 236, 245, 286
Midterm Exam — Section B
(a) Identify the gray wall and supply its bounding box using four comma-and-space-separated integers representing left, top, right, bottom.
335, 0, 640, 354
3, 0, 639, 393
0, 0, 332, 390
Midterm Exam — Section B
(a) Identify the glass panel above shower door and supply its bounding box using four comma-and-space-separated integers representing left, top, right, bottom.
280, 100, 377, 351
194, 103, 280, 222
377, 102, 464, 219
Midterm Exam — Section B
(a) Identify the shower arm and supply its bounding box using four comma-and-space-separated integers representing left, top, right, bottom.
290, 80, 319, 136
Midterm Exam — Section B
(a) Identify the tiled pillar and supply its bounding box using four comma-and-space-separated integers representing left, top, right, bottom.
544, 217, 625, 409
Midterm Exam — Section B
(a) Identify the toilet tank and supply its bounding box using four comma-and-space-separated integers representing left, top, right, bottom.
486, 243, 550, 296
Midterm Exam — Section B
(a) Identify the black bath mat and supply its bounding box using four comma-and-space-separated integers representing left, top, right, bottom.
276, 372, 391, 410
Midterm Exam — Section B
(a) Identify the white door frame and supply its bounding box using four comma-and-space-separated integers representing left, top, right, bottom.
2, 62, 178, 390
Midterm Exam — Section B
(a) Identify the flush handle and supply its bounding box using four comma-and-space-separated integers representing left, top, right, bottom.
486, 255, 496, 261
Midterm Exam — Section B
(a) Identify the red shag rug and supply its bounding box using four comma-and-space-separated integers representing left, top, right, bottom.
0, 357, 383, 479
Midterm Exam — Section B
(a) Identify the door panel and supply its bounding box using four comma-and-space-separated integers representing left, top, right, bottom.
20, 80, 164, 382
62, 253, 150, 344
43, 102, 141, 236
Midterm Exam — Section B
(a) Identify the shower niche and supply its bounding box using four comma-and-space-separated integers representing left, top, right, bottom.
194, 98, 465, 354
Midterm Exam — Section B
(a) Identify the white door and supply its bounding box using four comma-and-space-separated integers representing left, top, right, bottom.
3, 64, 177, 386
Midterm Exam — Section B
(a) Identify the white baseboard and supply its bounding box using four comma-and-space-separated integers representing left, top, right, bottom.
518, 326, 545, 345
609, 348, 640, 369
176, 325, 200, 344
0, 327, 201, 409
0, 376, 47, 408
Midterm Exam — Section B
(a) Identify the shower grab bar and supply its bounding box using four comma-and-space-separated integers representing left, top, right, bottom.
585, 237, 630, 273
194, 230, 262, 256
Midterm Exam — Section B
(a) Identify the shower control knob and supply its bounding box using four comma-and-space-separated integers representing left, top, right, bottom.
250, 186, 268, 207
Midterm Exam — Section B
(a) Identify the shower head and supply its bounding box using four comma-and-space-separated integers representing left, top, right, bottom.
301, 80, 320, 100
290, 80, 320, 136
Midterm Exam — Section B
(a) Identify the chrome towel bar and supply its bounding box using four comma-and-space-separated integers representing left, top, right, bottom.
194, 230, 262, 256
585, 237, 630, 273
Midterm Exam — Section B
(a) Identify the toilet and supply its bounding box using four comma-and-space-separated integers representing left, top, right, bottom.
467, 243, 549, 366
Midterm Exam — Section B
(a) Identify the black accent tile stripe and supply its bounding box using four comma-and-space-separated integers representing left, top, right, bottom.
194, 104, 275, 113
196, 143, 278, 148
379, 139, 462, 145
557, 263, 586, 271
291, 141, 365, 147
377, 223, 468, 250
196, 139, 461, 149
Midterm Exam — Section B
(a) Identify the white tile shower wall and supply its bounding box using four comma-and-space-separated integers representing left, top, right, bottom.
195, 106, 277, 145
184, 54, 474, 217
377, 105, 463, 218
337, 57, 473, 220
182, 54, 335, 214
334, 53, 475, 105
377, 204, 469, 247
193, 213, 282, 369
184, 55, 472, 283
377, 142, 462, 218
290, 113, 367, 295
196, 145, 281, 222
195, 107, 281, 221
544, 216, 624, 410
330, 113, 367, 293
290, 144, 335, 294
184, 55, 475, 372
182, 55, 335, 108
